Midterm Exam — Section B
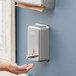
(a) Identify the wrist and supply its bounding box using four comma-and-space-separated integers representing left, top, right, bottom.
5, 62, 10, 71
0, 62, 10, 71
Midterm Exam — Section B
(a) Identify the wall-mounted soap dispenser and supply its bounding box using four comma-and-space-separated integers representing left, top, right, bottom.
26, 24, 50, 62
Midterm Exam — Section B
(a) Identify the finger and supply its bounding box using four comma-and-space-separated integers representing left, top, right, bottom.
21, 64, 28, 68
17, 64, 34, 72
16, 64, 34, 74
25, 64, 34, 72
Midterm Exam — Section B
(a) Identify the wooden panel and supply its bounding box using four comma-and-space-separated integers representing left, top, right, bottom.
0, 0, 16, 76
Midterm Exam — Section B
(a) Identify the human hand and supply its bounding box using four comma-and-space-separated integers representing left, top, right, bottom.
7, 63, 34, 75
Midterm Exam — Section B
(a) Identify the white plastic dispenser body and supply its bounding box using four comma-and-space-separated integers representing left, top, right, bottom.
27, 24, 50, 62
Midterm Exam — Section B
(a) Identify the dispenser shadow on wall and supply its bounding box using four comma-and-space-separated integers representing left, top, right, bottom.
26, 24, 50, 62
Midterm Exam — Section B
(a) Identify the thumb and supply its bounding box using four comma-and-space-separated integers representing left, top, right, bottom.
17, 64, 28, 71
